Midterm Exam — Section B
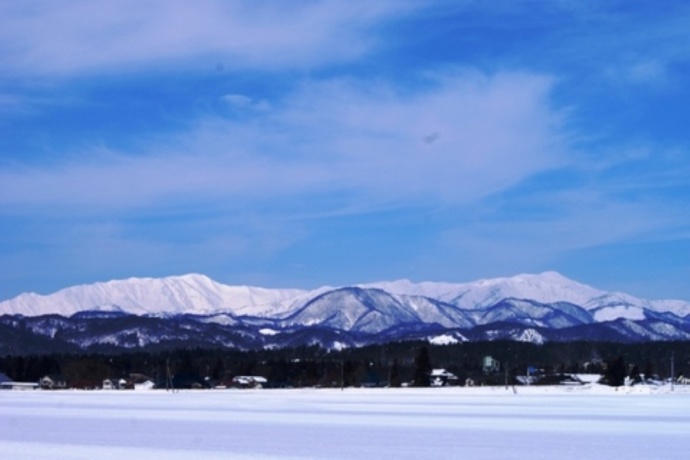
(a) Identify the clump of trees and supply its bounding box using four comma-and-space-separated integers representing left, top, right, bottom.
602, 355, 626, 387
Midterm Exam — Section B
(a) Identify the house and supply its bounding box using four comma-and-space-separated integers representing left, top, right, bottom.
430, 369, 459, 387
134, 378, 155, 390
1, 381, 40, 390
40, 374, 67, 390
0, 371, 40, 390
102, 374, 154, 390
134, 380, 155, 390
1, 381, 40, 391
129, 373, 155, 390
232, 375, 268, 389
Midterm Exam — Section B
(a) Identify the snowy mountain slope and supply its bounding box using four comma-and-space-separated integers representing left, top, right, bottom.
514, 328, 546, 344
2, 271, 690, 349
359, 279, 470, 304
473, 299, 593, 329
447, 272, 606, 310
605, 319, 690, 342
591, 304, 646, 322
366, 272, 607, 310
0, 274, 306, 317
396, 296, 475, 329
585, 292, 690, 318
362, 271, 687, 326
282, 287, 421, 334
3, 271, 688, 321
649, 299, 690, 317
2, 309, 690, 354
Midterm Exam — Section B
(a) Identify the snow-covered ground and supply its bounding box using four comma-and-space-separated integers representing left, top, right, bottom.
2, 385, 690, 459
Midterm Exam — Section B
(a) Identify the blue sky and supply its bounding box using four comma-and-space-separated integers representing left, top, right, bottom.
1, 0, 689, 301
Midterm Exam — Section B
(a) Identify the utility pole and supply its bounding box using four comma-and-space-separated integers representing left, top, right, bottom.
504, 361, 509, 390
671, 351, 675, 392
166, 357, 175, 392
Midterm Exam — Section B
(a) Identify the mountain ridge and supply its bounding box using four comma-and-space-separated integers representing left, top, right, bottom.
2, 271, 690, 352
2, 271, 687, 319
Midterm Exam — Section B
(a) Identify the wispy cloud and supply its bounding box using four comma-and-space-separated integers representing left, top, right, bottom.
0, 0, 420, 76
0, 71, 564, 216
476, 2, 690, 91
220, 93, 270, 112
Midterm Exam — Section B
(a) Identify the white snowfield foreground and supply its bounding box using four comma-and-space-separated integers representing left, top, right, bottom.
2, 385, 690, 459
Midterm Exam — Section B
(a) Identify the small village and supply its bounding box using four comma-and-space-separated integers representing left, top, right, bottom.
2, 353, 687, 392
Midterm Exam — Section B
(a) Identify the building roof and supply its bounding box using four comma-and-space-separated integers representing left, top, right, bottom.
233, 376, 268, 385
430, 369, 457, 378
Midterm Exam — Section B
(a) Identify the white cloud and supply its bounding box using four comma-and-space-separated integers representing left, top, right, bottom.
220, 71, 565, 211
221, 94, 253, 108
0, 0, 420, 76
0, 71, 565, 215
221, 93, 270, 111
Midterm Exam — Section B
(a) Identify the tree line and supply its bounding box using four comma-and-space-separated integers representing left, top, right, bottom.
1, 340, 688, 388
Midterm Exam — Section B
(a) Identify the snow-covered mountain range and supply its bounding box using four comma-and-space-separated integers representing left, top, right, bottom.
1, 271, 690, 353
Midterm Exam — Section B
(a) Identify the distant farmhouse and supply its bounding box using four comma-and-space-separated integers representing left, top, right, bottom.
102, 378, 128, 390
430, 369, 459, 386
0, 371, 39, 390
232, 375, 268, 389
102, 374, 155, 390
40, 374, 67, 390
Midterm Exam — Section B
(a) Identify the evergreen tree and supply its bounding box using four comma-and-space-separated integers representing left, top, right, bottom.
413, 347, 432, 387
643, 361, 655, 381
629, 364, 642, 385
604, 355, 626, 387
211, 357, 224, 380
389, 358, 401, 387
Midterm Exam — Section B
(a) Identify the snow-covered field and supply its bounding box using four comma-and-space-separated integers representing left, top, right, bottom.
2, 385, 690, 459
